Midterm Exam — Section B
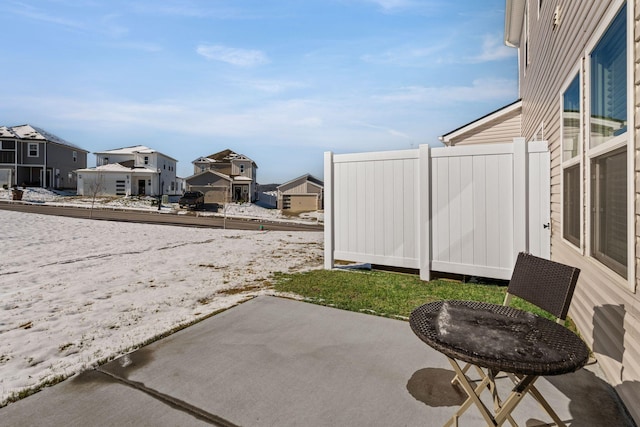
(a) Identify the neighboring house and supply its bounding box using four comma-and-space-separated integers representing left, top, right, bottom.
0, 124, 88, 189
186, 149, 257, 203
439, 100, 522, 147
276, 174, 324, 211
442, 1, 639, 422
75, 145, 179, 197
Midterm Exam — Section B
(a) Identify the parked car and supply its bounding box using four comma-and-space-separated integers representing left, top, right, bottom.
178, 191, 205, 209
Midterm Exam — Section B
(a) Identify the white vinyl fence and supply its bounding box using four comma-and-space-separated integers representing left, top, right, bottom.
324, 139, 550, 281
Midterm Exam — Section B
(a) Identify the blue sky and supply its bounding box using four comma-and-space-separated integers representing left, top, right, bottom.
1, 0, 518, 184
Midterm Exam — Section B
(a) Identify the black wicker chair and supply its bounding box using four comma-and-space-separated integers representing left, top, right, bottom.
504, 252, 580, 323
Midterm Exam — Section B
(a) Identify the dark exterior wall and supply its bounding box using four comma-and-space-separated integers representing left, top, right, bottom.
20, 141, 44, 165
47, 143, 87, 189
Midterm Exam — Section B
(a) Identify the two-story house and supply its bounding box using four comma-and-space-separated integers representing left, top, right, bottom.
185, 149, 258, 203
75, 145, 179, 197
0, 124, 88, 190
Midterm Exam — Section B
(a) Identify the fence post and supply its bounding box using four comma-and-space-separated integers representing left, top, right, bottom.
419, 144, 431, 281
513, 137, 528, 258
324, 151, 334, 270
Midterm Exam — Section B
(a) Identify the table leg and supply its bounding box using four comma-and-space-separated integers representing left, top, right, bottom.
445, 358, 498, 427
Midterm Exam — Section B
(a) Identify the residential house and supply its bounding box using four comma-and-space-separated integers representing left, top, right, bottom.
439, 100, 522, 147
277, 174, 324, 211
0, 124, 88, 189
443, 1, 639, 422
76, 145, 179, 197
186, 149, 257, 203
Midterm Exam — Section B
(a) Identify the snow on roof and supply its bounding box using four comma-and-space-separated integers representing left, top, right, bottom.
96, 145, 155, 155
0, 124, 88, 152
0, 126, 17, 138
76, 163, 158, 174
95, 145, 178, 162
195, 149, 256, 166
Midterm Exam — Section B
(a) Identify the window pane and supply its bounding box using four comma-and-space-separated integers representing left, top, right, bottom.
563, 74, 580, 161
592, 148, 627, 277
590, 4, 627, 147
563, 165, 580, 246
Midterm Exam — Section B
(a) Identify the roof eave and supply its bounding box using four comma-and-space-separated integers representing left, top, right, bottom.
504, 0, 526, 48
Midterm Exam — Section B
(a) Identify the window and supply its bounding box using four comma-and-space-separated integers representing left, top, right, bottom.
587, 2, 628, 279
28, 143, 38, 157
562, 75, 580, 161
563, 165, 581, 246
592, 148, 627, 277
590, 4, 627, 148
240, 164, 245, 174
103, 157, 109, 165
144, 156, 149, 165
73, 151, 77, 162
561, 73, 581, 248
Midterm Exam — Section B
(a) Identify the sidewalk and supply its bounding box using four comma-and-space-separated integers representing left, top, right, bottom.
0, 296, 634, 426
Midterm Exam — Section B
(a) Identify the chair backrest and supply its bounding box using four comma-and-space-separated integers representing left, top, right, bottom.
506, 252, 580, 321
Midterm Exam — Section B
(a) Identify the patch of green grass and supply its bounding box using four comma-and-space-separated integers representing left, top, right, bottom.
271, 269, 564, 325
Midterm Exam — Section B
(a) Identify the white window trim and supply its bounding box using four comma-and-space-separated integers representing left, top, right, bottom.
27, 142, 39, 157
583, 0, 635, 291
560, 64, 584, 253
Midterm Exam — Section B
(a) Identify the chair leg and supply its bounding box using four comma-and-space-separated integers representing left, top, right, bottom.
508, 374, 567, 427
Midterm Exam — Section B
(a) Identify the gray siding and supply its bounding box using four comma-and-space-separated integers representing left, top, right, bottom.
518, 0, 640, 421
47, 143, 87, 189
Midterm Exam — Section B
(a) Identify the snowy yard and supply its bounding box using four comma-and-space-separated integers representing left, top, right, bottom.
0, 209, 323, 406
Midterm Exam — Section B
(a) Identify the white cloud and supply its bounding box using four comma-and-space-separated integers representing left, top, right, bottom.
104, 41, 163, 52
469, 33, 516, 63
239, 79, 307, 94
196, 44, 269, 67
374, 78, 518, 104
359, 0, 425, 12
361, 41, 450, 66
7, 2, 86, 30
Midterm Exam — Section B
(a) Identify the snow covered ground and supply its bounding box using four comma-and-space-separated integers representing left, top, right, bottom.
0, 208, 324, 406
0, 187, 324, 224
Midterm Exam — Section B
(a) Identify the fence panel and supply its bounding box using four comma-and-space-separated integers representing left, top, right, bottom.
329, 149, 421, 269
324, 140, 549, 281
430, 144, 516, 280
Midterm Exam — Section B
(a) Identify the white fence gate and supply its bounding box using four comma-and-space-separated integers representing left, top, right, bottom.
324, 139, 550, 281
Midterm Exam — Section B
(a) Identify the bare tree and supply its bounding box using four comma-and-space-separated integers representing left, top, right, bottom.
87, 174, 105, 219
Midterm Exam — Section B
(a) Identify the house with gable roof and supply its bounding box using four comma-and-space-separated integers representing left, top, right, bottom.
185, 149, 258, 203
276, 174, 324, 211
75, 145, 179, 197
0, 124, 88, 189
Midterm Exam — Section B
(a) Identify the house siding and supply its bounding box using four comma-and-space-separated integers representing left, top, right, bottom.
518, 0, 640, 421
47, 143, 86, 189
448, 114, 522, 146
277, 175, 324, 210
282, 180, 322, 195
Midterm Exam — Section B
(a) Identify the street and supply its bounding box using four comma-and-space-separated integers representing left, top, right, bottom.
0, 201, 324, 232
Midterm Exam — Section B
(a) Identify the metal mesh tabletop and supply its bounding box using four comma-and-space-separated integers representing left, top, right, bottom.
410, 300, 589, 376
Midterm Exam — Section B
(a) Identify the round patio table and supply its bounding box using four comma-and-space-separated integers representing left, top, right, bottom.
409, 300, 589, 426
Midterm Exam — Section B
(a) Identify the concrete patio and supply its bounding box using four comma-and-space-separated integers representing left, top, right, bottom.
0, 296, 634, 426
